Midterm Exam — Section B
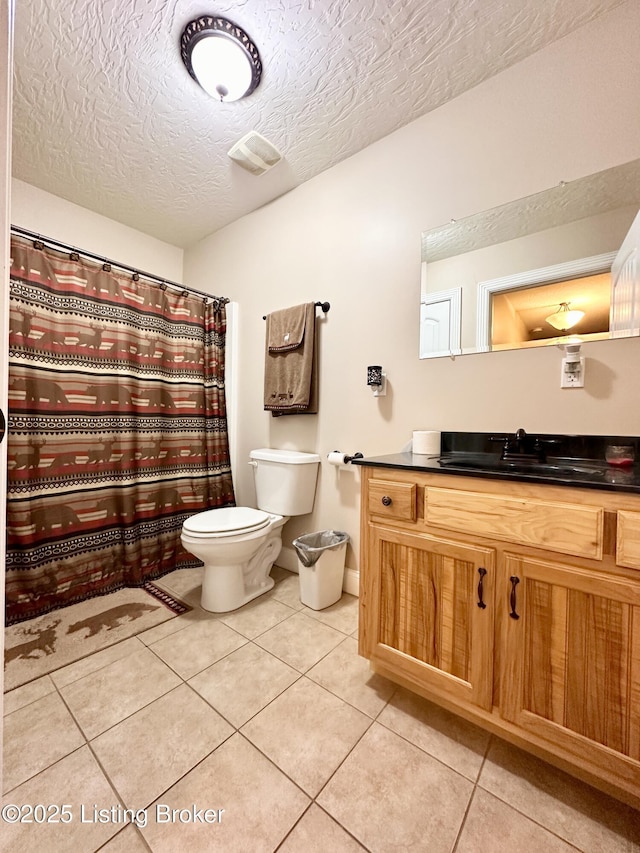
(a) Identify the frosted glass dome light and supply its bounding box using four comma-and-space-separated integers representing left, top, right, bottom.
545, 302, 585, 332
181, 17, 262, 103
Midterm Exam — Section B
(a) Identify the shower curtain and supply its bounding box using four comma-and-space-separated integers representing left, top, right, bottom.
5, 236, 235, 625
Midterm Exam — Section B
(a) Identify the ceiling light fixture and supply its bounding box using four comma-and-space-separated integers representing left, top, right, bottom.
545, 301, 585, 332
180, 16, 262, 102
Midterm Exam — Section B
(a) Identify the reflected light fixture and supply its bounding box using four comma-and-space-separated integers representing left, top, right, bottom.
545, 301, 585, 332
180, 16, 262, 102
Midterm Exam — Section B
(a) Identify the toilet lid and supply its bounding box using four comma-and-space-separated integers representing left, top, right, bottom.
183, 506, 271, 536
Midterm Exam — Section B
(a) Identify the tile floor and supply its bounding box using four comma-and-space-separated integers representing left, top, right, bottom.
3, 566, 640, 852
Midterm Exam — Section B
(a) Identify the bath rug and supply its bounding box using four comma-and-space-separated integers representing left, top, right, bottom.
142, 581, 191, 614
3, 584, 191, 691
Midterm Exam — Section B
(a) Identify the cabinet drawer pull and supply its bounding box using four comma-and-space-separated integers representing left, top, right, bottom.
509, 576, 520, 620
477, 567, 487, 609
381, 495, 392, 507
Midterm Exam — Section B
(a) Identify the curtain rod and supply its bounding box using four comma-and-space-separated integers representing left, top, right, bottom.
10, 225, 229, 305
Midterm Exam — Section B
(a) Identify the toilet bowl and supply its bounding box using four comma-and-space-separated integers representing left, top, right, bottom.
180, 449, 320, 613
181, 507, 286, 612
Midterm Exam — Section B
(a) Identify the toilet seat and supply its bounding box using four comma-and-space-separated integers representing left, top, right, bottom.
182, 507, 271, 539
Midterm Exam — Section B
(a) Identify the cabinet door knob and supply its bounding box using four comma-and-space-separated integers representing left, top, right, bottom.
477, 567, 487, 609
381, 495, 392, 506
509, 576, 520, 620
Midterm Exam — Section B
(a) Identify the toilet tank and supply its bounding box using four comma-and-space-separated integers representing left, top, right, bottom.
250, 448, 320, 516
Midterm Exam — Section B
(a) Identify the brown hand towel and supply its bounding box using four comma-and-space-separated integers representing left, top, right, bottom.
267, 303, 307, 352
264, 302, 317, 414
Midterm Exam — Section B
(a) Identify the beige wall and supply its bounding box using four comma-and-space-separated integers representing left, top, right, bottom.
11, 179, 184, 281
183, 1, 640, 574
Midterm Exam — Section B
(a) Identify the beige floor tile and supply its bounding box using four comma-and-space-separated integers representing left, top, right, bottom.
2, 746, 121, 852
189, 642, 300, 727
60, 646, 181, 739
479, 737, 640, 852
155, 566, 204, 599
99, 825, 149, 852
3, 691, 85, 793
302, 593, 359, 635
279, 804, 367, 852
137, 606, 215, 647
306, 637, 395, 718
269, 572, 305, 610
377, 687, 489, 780
3, 673, 55, 715
91, 684, 234, 808
241, 678, 371, 796
149, 617, 247, 679
217, 595, 297, 639
140, 733, 309, 852
456, 787, 576, 853
171, 587, 203, 609
317, 722, 473, 852
270, 565, 292, 582
254, 611, 345, 672
50, 636, 145, 689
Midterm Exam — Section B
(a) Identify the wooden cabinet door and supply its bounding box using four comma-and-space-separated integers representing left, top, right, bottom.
501, 554, 640, 787
362, 526, 495, 710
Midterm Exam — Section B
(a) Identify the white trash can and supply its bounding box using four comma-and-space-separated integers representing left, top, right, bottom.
293, 530, 349, 610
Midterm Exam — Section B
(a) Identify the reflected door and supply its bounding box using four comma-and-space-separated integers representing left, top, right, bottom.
419, 286, 461, 358
610, 209, 640, 337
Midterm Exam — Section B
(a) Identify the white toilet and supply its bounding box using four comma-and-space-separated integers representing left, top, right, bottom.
181, 448, 320, 612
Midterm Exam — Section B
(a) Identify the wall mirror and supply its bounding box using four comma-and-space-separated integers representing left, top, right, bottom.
419, 158, 640, 358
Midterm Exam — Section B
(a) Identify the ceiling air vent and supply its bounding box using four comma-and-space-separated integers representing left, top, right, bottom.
227, 131, 282, 176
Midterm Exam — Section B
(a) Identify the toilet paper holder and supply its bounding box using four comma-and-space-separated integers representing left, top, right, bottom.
328, 451, 364, 465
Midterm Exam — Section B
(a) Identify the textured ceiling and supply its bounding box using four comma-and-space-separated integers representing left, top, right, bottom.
12, 0, 625, 248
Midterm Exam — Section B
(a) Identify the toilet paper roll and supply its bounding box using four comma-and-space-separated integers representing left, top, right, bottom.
327, 451, 348, 466
412, 430, 441, 456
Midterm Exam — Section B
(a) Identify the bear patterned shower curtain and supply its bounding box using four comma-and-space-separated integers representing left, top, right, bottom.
5, 236, 235, 625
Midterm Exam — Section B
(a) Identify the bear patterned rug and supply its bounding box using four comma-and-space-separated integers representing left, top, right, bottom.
4, 583, 190, 692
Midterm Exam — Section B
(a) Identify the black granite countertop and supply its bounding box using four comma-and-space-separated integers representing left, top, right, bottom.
352, 432, 640, 494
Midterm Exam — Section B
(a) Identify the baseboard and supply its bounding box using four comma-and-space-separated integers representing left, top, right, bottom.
277, 545, 359, 597
342, 567, 360, 597
276, 545, 299, 574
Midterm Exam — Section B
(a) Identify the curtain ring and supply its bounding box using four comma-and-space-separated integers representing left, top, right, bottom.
69, 251, 80, 261
132, 272, 140, 282
103, 262, 111, 272
33, 239, 44, 250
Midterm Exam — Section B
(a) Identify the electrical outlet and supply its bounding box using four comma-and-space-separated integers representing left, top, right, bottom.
561, 356, 585, 388
373, 373, 387, 396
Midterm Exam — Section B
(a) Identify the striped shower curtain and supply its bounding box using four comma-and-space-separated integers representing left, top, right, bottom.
5, 236, 235, 625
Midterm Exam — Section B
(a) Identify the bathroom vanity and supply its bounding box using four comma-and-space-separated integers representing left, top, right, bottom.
354, 433, 640, 809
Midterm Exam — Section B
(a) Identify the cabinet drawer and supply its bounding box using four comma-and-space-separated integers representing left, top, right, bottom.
617, 510, 640, 569
424, 486, 603, 560
368, 479, 416, 522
